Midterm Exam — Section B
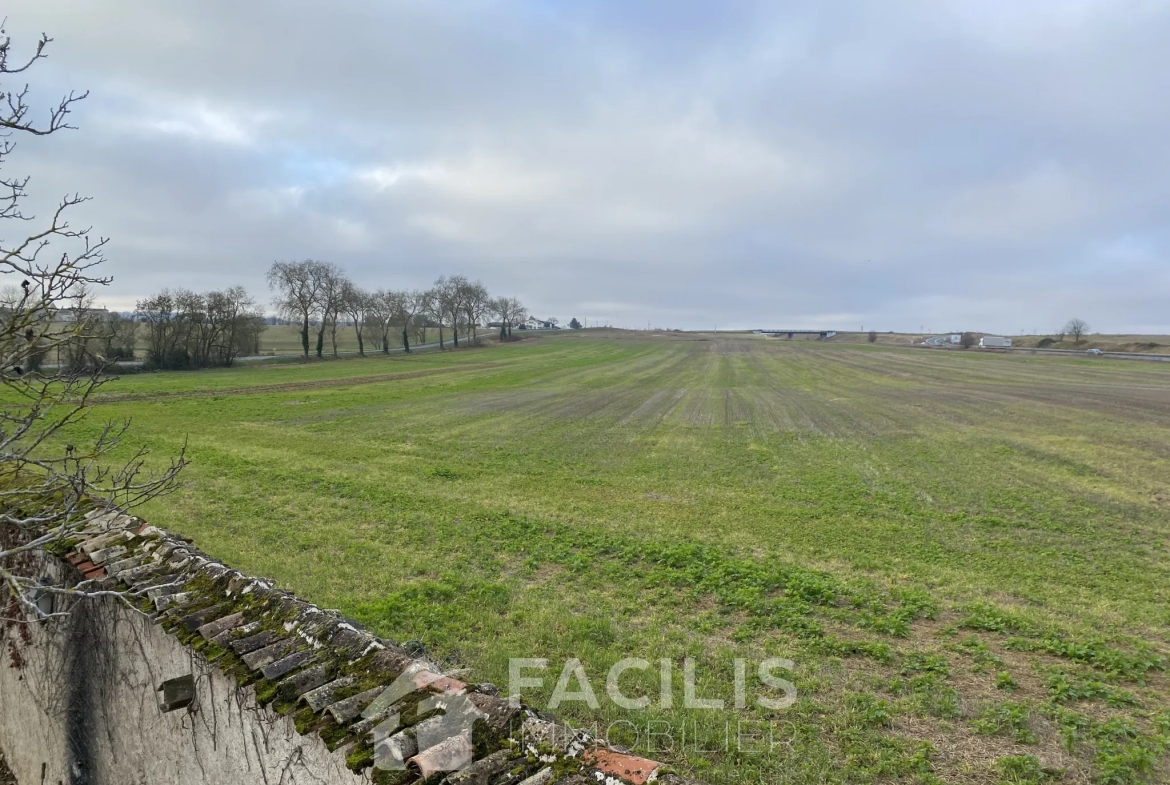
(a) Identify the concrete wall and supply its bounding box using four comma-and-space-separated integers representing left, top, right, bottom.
0, 592, 367, 785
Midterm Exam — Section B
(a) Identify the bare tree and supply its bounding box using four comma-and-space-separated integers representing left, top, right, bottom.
399, 290, 427, 353
207, 286, 263, 366
959, 332, 977, 349
506, 298, 526, 338
96, 312, 138, 362
340, 281, 371, 356
314, 264, 346, 358
472, 286, 492, 345
439, 275, 469, 347
367, 289, 402, 354
60, 285, 108, 372
1063, 318, 1089, 343
425, 283, 448, 349
137, 289, 181, 366
414, 313, 429, 347
267, 260, 324, 357
492, 297, 510, 341
459, 280, 489, 346
492, 296, 525, 341
174, 288, 212, 367
0, 29, 185, 619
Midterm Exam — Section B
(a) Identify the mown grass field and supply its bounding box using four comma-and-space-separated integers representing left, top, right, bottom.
79, 331, 1170, 784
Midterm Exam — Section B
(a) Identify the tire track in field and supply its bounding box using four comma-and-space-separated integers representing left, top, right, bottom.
96, 362, 502, 403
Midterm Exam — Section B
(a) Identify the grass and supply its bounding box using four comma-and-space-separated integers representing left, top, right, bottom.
65, 330, 1170, 783
244, 323, 446, 355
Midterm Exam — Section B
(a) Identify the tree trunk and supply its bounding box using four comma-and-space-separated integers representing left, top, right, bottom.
438, 324, 444, 349
301, 316, 310, 357
402, 327, 411, 353
330, 320, 338, 357
315, 324, 325, 357
500, 324, 506, 341
382, 329, 390, 354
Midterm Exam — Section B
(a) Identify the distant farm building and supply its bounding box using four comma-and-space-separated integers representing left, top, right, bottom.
519, 317, 560, 330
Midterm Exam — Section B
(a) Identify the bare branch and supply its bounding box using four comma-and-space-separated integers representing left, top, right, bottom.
0, 26, 187, 622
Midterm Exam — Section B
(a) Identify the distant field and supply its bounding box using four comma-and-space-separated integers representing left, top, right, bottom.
823, 330, 1170, 354
252, 323, 429, 355
1011, 334, 1170, 354
82, 332, 1170, 784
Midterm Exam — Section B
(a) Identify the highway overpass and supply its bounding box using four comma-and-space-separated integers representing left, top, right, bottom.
753, 329, 838, 339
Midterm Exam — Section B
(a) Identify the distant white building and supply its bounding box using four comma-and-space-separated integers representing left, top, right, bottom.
948, 334, 961, 344
979, 336, 1012, 348
520, 316, 559, 330
52, 307, 111, 323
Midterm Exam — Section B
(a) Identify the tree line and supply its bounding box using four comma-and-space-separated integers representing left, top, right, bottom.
4, 261, 531, 373
135, 287, 265, 370
267, 260, 526, 358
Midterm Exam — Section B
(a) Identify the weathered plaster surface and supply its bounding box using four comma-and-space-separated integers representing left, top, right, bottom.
1, 595, 367, 785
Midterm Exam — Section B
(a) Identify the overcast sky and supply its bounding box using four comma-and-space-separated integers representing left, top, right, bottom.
5, 1, 1168, 333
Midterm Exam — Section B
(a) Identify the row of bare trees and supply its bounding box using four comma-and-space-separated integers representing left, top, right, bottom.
267, 260, 526, 358
135, 287, 265, 370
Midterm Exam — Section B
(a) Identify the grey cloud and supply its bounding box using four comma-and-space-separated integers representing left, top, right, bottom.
3, 0, 1167, 332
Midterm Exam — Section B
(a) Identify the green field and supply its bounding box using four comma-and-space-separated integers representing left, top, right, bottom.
249, 323, 416, 355
82, 332, 1170, 784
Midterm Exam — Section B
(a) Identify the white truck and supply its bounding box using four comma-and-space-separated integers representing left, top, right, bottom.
979, 335, 1012, 348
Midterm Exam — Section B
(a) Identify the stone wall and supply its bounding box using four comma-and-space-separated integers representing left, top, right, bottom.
1, 512, 699, 785
0, 590, 366, 785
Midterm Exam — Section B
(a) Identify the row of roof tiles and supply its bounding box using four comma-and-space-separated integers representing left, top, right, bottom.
59, 509, 702, 785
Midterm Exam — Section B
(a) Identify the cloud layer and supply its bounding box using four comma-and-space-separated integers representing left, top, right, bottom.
5, 0, 1168, 333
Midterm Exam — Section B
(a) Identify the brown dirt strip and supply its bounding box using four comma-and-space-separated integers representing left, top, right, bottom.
94, 362, 502, 404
